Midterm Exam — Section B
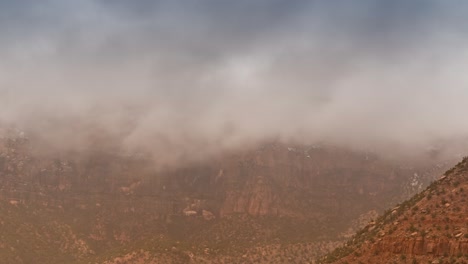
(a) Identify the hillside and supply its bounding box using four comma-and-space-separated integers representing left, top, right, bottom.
321, 157, 468, 264
0, 129, 454, 263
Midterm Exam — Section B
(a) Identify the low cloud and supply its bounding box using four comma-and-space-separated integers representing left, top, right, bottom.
1, 0, 468, 164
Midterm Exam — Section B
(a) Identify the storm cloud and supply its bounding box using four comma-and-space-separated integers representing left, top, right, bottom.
1, 0, 468, 164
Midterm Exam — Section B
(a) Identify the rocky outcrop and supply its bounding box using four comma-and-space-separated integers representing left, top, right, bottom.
221, 175, 277, 217
373, 237, 468, 256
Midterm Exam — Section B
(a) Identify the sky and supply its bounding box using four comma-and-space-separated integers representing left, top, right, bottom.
1, 0, 468, 163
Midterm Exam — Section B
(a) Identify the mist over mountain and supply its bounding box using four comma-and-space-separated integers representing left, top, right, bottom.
2, 2, 468, 263
1, 0, 468, 164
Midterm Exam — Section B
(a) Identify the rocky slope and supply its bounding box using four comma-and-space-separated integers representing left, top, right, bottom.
0, 128, 455, 263
321, 157, 468, 264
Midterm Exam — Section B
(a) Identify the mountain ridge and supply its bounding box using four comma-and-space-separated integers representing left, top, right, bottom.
321, 157, 468, 263
0, 130, 457, 263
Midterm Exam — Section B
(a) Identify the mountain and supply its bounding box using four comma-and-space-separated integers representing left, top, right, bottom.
0, 128, 454, 263
321, 157, 468, 264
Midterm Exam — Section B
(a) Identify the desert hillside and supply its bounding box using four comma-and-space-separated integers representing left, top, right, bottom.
322, 157, 468, 264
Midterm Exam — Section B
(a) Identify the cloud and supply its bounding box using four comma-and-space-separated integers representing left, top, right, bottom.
1, 1, 468, 164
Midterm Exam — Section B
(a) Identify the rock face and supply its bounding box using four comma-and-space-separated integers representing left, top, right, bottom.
217, 145, 449, 221
221, 175, 277, 217
323, 156, 468, 264
373, 237, 468, 256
